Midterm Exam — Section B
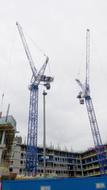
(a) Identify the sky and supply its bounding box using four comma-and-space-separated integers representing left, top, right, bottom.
0, 0, 107, 152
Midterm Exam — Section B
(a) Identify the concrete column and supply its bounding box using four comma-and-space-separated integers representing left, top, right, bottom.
0, 131, 6, 164
1, 131, 5, 145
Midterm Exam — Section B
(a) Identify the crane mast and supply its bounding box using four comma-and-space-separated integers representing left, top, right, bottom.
76, 29, 106, 175
16, 22, 53, 175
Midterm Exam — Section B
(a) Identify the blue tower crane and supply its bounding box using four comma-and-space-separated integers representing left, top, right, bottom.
16, 22, 53, 175
76, 29, 106, 175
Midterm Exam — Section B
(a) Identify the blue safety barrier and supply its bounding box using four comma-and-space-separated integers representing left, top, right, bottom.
1, 176, 107, 190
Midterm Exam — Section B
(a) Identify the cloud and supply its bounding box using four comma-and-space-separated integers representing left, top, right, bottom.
0, 0, 107, 152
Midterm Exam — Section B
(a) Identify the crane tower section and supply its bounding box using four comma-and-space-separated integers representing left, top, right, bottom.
16, 22, 54, 175
76, 29, 107, 175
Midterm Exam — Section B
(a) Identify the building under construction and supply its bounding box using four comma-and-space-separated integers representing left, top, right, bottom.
9, 140, 107, 177
0, 115, 16, 176
0, 115, 107, 178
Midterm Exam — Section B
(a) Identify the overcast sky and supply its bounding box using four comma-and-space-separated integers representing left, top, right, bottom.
0, 0, 107, 152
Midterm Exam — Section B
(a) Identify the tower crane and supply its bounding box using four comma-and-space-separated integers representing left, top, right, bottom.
76, 29, 106, 175
16, 22, 53, 175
